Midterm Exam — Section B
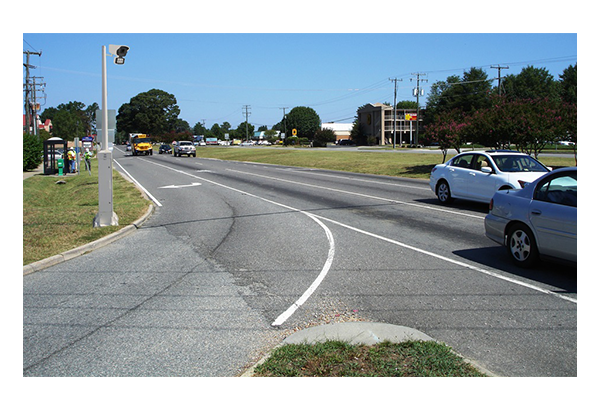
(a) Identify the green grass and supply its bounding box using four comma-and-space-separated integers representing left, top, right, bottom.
197, 147, 576, 179
253, 340, 487, 377
23, 159, 151, 265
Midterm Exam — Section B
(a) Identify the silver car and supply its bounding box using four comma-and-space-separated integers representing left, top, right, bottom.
484, 167, 577, 267
430, 150, 550, 204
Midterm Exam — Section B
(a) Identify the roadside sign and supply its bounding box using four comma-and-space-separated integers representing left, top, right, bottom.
292, 128, 297, 136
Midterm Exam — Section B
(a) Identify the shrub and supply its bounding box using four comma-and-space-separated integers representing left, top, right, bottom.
23, 134, 43, 171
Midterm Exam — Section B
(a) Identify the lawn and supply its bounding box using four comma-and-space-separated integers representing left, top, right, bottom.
196, 147, 576, 179
23, 161, 151, 265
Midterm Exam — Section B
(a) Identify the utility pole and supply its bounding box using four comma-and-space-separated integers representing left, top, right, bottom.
243, 105, 251, 141
23, 50, 42, 135
491, 65, 509, 96
280, 107, 288, 139
389, 78, 402, 148
411, 73, 427, 146
30, 77, 46, 137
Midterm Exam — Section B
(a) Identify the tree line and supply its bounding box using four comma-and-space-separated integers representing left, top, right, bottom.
422, 65, 577, 161
36, 64, 576, 157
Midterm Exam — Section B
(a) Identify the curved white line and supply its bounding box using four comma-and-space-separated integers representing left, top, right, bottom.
271, 213, 335, 327
139, 158, 337, 325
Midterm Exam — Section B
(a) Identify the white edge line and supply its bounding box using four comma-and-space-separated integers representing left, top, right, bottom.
114, 159, 163, 207
314, 214, 577, 304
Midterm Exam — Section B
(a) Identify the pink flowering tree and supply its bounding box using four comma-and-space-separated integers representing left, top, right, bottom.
424, 109, 469, 162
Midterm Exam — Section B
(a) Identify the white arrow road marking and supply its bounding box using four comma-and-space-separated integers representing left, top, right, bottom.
157, 182, 202, 189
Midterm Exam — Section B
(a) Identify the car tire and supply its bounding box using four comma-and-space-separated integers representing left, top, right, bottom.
436, 180, 453, 204
506, 223, 539, 268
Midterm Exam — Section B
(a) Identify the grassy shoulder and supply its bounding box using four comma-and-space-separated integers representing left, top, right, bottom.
196, 147, 576, 179
23, 160, 151, 265
253, 340, 487, 377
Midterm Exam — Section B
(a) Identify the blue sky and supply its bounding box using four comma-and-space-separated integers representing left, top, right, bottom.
22, 31, 577, 130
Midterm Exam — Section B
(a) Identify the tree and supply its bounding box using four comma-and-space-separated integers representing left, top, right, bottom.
502, 66, 559, 102
193, 122, 207, 136
313, 128, 336, 147
41, 101, 95, 141
52, 109, 85, 141
117, 89, 180, 136
235, 121, 254, 140
559, 64, 577, 105
351, 118, 368, 146
424, 109, 469, 162
284, 106, 321, 139
396, 100, 418, 109
426, 68, 491, 119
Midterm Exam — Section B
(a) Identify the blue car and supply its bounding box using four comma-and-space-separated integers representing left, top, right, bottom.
484, 167, 577, 267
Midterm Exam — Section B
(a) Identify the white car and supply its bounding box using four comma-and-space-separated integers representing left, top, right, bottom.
429, 150, 550, 204
485, 167, 577, 267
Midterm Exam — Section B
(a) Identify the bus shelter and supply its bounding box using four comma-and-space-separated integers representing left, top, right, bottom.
43, 137, 68, 175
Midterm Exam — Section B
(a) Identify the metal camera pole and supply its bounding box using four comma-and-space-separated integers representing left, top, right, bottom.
93, 45, 119, 227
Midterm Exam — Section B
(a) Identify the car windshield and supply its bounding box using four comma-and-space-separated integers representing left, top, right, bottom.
491, 155, 548, 172
180, 142, 192, 146
134, 138, 152, 144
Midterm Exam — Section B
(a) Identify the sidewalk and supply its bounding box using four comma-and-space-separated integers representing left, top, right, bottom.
23, 164, 43, 180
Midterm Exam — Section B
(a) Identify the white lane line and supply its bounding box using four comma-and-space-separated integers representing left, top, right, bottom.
138, 159, 337, 325
226, 168, 484, 220
313, 214, 577, 304
279, 167, 431, 191
114, 159, 163, 207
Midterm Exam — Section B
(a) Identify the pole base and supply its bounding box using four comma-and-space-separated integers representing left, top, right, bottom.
93, 211, 119, 227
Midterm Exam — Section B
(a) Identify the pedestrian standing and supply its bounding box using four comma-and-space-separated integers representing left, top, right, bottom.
84, 149, 93, 175
67, 148, 76, 173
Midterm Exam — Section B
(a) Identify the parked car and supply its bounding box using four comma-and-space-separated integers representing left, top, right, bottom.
158, 144, 172, 154
484, 167, 577, 267
173, 141, 196, 157
430, 150, 550, 204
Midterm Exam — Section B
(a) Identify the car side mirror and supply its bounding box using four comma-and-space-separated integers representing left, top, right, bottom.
481, 166, 493, 174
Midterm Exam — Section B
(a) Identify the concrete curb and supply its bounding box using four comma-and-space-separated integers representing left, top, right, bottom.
240, 322, 433, 377
23, 203, 154, 276
240, 322, 497, 377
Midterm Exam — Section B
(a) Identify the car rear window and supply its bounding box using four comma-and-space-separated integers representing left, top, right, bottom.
491, 155, 548, 172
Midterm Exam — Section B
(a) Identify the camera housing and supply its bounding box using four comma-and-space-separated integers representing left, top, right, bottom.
108, 45, 129, 65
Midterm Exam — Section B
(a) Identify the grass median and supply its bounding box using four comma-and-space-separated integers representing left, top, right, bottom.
23, 159, 151, 265
196, 147, 575, 178
253, 340, 487, 377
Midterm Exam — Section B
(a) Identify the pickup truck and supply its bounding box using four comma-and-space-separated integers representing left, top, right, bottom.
173, 141, 196, 157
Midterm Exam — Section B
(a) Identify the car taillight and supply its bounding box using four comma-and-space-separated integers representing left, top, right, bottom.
489, 198, 494, 212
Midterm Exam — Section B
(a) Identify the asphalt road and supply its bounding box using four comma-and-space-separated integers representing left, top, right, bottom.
23, 146, 577, 376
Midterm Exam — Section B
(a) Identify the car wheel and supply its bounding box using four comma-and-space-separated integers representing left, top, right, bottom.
506, 223, 539, 268
436, 180, 453, 204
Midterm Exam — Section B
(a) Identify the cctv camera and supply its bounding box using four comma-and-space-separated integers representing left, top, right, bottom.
116, 46, 129, 57
108, 44, 129, 57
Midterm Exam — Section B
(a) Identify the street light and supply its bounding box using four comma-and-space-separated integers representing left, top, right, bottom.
93, 44, 129, 228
